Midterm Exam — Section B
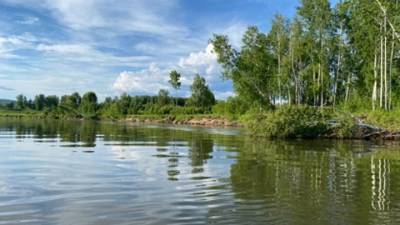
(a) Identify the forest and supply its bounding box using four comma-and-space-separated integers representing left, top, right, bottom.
211, 0, 399, 111
0, 74, 217, 119
1, 0, 400, 138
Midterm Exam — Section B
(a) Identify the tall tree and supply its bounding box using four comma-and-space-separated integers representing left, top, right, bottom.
80, 92, 98, 117
211, 26, 275, 106
287, 17, 307, 105
34, 94, 46, 111
16, 94, 27, 110
298, 0, 334, 107
189, 74, 215, 109
168, 70, 181, 106
157, 89, 170, 106
268, 14, 290, 102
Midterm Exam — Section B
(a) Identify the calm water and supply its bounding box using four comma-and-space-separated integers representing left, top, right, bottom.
1, 119, 400, 225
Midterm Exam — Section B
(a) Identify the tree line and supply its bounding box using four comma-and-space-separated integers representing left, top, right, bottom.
211, 0, 400, 111
4, 73, 216, 118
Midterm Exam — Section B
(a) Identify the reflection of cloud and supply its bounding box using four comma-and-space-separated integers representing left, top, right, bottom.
110, 145, 142, 161
109, 145, 163, 181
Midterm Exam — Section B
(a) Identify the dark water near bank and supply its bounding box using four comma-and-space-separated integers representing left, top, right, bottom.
1, 119, 400, 225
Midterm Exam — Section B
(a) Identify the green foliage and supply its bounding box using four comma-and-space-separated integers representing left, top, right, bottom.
241, 106, 331, 138
142, 105, 205, 115
210, 0, 400, 110
157, 89, 170, 106
337, 93, 371, 113
168, 70, 181, 90
188, 74, 215, 109
361, 109, 400, 131
212, 97, 250, 117
34, 94, 46, 110
327, 112, 357, 138
211, 26, 274, 106
80, 92, 98, 119
16, 94, 28, 110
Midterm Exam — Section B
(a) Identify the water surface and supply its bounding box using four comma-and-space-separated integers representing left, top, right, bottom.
1, 119, 400, 225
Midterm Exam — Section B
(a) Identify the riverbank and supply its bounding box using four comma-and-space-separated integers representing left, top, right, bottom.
122, 115, 240, 127
2, 107, 400, 140
123, 114, 400, 140
0, 110, 241, 127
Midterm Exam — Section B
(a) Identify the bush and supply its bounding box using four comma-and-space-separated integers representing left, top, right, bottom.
338, 93, 370, 113
212, 97, 251, 117
362, 109, 400, 131
142, 105, 206, 115
327, 112, 357, 138
241, 106, 332, 138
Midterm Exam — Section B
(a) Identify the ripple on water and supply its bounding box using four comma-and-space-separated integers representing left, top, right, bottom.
2, 121, 400, 225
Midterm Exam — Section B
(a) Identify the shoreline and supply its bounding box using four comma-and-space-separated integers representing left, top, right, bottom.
1, 112, 400, 140
121, 115, 241, 127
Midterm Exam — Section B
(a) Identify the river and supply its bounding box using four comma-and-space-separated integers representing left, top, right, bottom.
0, 118, 399, 225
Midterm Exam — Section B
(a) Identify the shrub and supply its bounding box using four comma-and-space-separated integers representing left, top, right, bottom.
212, 97, 250, 117
241, 106, 332, 138
327, 112, 357, 138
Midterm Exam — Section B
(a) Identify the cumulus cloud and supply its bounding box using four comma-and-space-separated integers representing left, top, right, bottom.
0, 1, 244, 99
113, 63, 170, 94
112, 44, 233, 99
178, 43, 221, 83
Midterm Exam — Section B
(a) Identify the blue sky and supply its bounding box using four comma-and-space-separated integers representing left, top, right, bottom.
0, 0, 338, 100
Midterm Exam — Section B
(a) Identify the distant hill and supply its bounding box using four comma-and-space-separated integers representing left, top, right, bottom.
0, 99, 14, 106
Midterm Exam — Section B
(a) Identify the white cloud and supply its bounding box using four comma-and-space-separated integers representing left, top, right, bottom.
178, 43, 220, 83
112, 44, 233, 99
0, 34, 37, 59
222, 23, 248, 48
214, 91, 236, 100
5, 0, 184, 36
113, 63, 169, 94
36, 43, 152, 67
17, 16, 39, 25
0, 1, 242, 100
37, 43, 91, 55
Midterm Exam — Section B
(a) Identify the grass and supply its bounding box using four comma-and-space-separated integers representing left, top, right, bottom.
354, 109, 400, 131
122, 114, 234, 123
0, 109, 45, 118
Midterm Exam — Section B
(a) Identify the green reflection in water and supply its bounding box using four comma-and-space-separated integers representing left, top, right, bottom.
1, 118, 400, 225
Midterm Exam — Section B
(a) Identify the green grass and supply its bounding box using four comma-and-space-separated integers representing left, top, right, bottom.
0, 109, 45, 118
354, 109, 400, 131
122, 114, 233, 123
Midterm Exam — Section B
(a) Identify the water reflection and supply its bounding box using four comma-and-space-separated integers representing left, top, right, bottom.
1, 118, 400, 225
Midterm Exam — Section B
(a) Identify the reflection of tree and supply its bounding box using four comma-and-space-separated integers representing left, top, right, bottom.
79, 121, 97, 146
370, 157, 391, 212
188, 136, 214, 169
59, 120, 81, 142
226, 139, 399, 224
